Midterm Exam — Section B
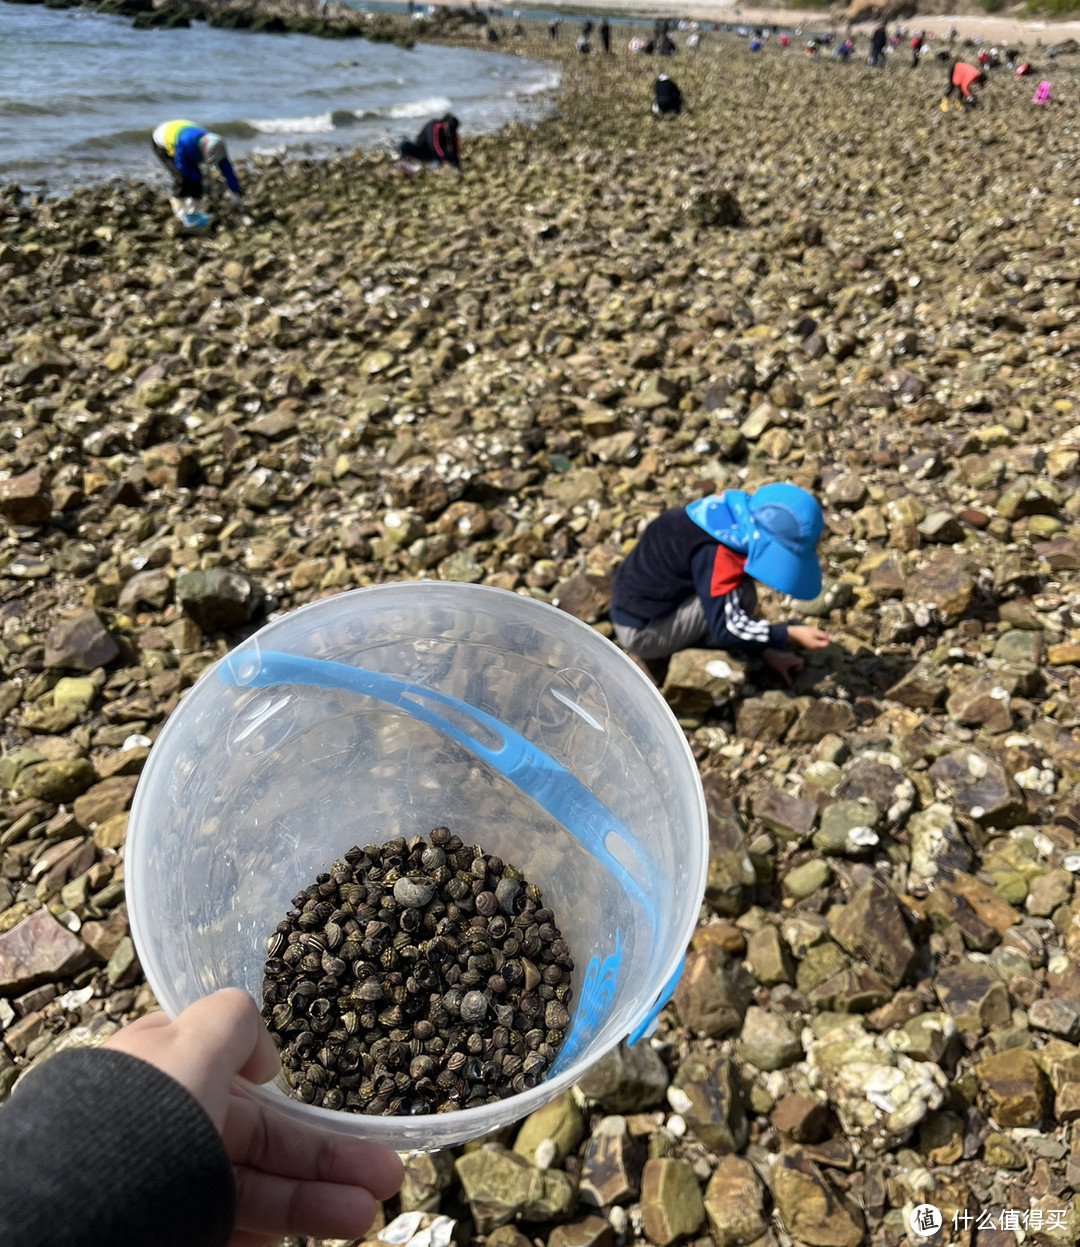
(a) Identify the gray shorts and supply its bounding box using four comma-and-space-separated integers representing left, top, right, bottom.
613, 594, 708, 660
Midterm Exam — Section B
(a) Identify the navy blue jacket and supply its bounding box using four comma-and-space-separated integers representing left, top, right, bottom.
610, 508, 789, 654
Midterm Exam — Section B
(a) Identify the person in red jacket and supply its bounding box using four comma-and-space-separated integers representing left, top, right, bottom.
942, 60, 986, 108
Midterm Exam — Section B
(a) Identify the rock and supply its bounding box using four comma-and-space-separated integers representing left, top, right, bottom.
1029, 997, 1080, 1043
118, 568, 174, 612
671, 1054, 747, 1153
736, 1004, 803, 1070
946, 675, 1013, 733
703, 1156, 768, 1247
768, 1148, 864, 1247
736, 692, 797, 743
72, 775, 138, 830
455, 1147, 577, 1233
0, 908, 90, 993
770, 1093, 831, 1143
672, 945, 754, 1038
105, 936, 141, 988
661, 649, 744, 714
576, 1040, 669, 1112
886, 662, 947, 710
908, 802, 971, 887
553, 573, 611, 624
640, 1158, 705, 1246
833, 751, 915, 826
751, 786, 817, 843
830, 877, 915, 987
981, 1131, 1028, 1168
400, 1150, 456, 1213
807, 1018, 946, 1152
548, 1217, 613, 1247
783, 858, 832, 899
578, 1116, 644, 1207
787, 698, 857, 745
905, 552, 975, 624
934, 959, 1011, 1034
928, 747, 1025, 828
974, 1048, 1049, 1128
813, 799, 880, 856
918, 1110, 964, 1164
12, 758, 96, 803
176, 568, 264, 632
513, 1091, 586, 1167
52, 677, 97, 714
44, 610, 119, 671
745, 924, 794, 985
888, 1012, 955, 1064
0, 468, 51, 525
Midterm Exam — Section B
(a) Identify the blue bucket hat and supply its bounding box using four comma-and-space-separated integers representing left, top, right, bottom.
686, 483, 824, 600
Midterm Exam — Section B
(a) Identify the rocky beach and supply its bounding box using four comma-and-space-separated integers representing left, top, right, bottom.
4, 14, 1080, 1247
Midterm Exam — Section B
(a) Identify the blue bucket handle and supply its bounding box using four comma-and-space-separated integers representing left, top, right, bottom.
626, 953, 684, 1046
218, 649, 659, 937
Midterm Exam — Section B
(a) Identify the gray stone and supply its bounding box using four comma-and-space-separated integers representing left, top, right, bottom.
703, 1156, 768, 1247
513, 1091, 586, 1167
672, 945, 754, 1038
578, 1115, 644, 1207
736, 1005, 803, 1070
934, 959, 1011, 1034
44, 610, 119, 671
928, 747, 1026, 828
576, 1040, 669, 1112
176, 567, 264, 632
640, 1158, 705, 1246
671, 1054, 747, 1153
751, 786, 817, 843
813, 799, 881, 856
455, 1146, 577, 1233
830, 877, 915, 988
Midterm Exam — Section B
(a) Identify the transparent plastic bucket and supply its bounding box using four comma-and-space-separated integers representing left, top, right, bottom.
126, 583, 708, 1151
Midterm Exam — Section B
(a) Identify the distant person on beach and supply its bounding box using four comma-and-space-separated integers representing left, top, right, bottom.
833, 38, 853, 62
600, 18, 611, 52
910, 31, 923, 68
0, 989, 404, 1247
652, 73, 682, 115
942, 60, 986, 108
609, 485, 832, 686
548, 17, 559, 39
869, 23, 887, 67
576, 32, 591, 53
151, 120, 242, 213
398, 113, 461, 170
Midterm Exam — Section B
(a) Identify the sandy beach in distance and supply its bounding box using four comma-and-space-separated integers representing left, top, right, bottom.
434, 0, 1080, 46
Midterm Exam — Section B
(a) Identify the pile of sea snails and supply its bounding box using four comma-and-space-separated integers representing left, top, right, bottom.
260, 827, 575, 1115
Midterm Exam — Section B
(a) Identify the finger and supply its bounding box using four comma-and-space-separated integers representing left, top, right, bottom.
178, 989, 279, 1085
224, 1095, 404, 1198
233, 1167, 379, 1241
103, 1011, 170, 1051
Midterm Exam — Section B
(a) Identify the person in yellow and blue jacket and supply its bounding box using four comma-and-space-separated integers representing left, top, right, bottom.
151, 120, 243, 208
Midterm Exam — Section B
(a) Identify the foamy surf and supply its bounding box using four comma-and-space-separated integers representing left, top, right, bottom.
246, 112, 337, 134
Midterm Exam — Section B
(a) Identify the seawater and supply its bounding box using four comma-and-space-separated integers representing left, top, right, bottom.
0, 5, 560, 192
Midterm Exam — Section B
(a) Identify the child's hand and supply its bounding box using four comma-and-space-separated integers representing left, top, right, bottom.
105, 989, 403, 1247
763, 648, 804, 686
787, 625, 832, 650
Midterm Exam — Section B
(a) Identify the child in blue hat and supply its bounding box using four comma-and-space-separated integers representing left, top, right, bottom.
610, 483, 832, 685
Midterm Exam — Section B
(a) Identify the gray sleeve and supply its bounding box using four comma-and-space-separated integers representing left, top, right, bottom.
0, 1047, 235, 1247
